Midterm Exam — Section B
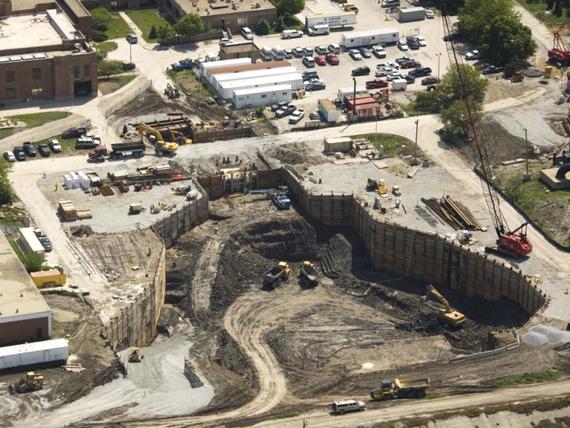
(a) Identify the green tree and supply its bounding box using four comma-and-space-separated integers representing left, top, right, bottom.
275, 0, 305, 17
97, 59, 124, 76
255, 18, 271, 35
92, 7, 112, 32
414, 91, 442, 113
149, 25, 157, 40
0, 161, 14, 205
22, 251, 45, 273
157, 25, 176, 40
274, 15, 286, 32
174, 13, 204, 37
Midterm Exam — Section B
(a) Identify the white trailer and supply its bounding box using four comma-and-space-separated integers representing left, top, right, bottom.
340, 29, 399, 49
0, 339, 69, 370
218, 73, 303, 99
233, 84, 292, 108
337, 86, 368, 102
399, 7, 426, 22
305, 12, 357, 29
18, 227, 44, 256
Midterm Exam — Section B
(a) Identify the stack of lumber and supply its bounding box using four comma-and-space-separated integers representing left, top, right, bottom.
58, 200, 77, 222
422, 195, 483, 231
76, 210, 93, 220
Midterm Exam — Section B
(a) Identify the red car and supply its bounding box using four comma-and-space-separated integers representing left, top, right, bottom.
315, 55, 327, 66
365, 79, 388, 89
326, 53, 339, 65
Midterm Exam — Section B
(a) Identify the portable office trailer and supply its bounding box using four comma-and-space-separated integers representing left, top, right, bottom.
324, 137, 353, 153
18, 227, 45, 256
233, 84, 292, 108
399, 7, 426, 22
318, 99, 339, 123
337, 86, 368, 103
0, 339, 69, 370
305, 12, 357, 29
197, 58, 251, 81
218, 73, 303, 99
340, 29, 399, 48
213, 66, 298, 91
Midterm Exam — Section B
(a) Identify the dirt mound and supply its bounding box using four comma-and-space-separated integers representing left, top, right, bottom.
234, 218, 318, 262
268, 142, 325, 167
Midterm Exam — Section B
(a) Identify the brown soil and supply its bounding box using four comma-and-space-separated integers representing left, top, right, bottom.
98, 80, 122, 96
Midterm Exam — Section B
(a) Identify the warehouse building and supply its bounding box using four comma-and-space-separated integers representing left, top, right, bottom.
218, 73, 303, 99
233, 84, 292, 109
0, 231, 52, 346
0, 5, 98, 103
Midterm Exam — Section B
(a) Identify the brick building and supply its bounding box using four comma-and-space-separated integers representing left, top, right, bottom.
0, 4, 98, 103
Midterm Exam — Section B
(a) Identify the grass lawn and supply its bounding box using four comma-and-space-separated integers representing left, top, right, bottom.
95, 41, 118, 56
98, 74, 137, 95
107, 12, 132, 39
168, 69, 213, 97
352, 133, 416, 157
484, 369, 561, 387
0, 111, 71, 140
126, 9, 173, 42
34, 135, 77, 155
517, 0, 569, 28
0, 206, 28, 226
493, 160, 570, 247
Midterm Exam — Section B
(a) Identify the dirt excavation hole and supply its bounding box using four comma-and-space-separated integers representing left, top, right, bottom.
165, 197, 535, 413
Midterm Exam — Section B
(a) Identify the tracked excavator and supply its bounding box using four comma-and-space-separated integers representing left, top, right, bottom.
426, 285, 466, 327
138, 123, 180, 155
442, 12, 532, 258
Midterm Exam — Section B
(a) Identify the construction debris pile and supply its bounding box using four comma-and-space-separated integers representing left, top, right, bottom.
421, 196, 483, 231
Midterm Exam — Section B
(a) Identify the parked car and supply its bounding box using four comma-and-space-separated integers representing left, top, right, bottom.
352, 66, 371, 76
302, 71, 319, 81
425, 8, 435, 18
416, 36, 427, 47
275, 105, 296, 118
303, 46, 314, 56
331, 400, 366, 415
62, 127, 86, 139
314, 55, 327, 66
407, 38, 420, 50
38, 143, 51, 157
49, 138, 62, 153
350, 49, 363, 60
289, 109, 305, 124
305, 79, 326, 91
3, 151, 15, 162
395, 56, 413, 65
39, 236, 53, 252
13, 147, 26, 161
421, 76, 440, 85
309, 111, 321, 120
398, 40, 409, 51
400, 59, 421, 69
315, 45, 327, 55
23, 142, 37, 157
409, 66, 432, 77
126, 34, 138, 44
328, 43, 341, 54
284, 49, 294, 59
293, 47, 304, 58
372, 45, 386, 58
366, 79, 388, 89
360, 47, 372, 58
405, 75, 416, 84
326, 53, 339, 65
303, 56, 316, 67
241, 26, 253, 40
282, 29, 303, 39
465, 50, 480, 60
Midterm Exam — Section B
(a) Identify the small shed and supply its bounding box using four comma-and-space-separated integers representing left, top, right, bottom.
346, 96, 382, 118
318, 99, 339, 123
324, 137, 353, 153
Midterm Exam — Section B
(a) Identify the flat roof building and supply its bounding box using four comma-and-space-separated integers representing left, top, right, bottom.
217, 72, 303, 99
0, 231, 52, 346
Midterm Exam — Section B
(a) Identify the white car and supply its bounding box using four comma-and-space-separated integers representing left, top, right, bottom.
289, 109, 305, 124
417, 36, 427, 47
425, 9, 435, 18
465, 50, 480, 60
3, 151, 15, 162
350, 49, 363, 60
398, 40, 409, 51
372, 45, 386, 58
328, 43, 341, 54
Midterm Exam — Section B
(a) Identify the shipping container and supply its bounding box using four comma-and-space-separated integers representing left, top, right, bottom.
324, 137, 353, 153
305, 12, 357, 29
30, 269, 67, 288
18, 227, 45, 256
0, 339, 69, 371
233, 84, 292, 108
399, 7, 426, 22
340, 29, 399, 49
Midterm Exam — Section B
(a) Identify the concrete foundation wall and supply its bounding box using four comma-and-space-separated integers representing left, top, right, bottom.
284, 168, 546, 316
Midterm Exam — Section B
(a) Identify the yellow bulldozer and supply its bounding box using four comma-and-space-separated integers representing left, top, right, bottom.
9, 372, 45, 394
426, 285, 466, 327
137, 122, 191, 155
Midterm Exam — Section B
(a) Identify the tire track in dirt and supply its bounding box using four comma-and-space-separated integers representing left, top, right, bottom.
190, 239, 224, 322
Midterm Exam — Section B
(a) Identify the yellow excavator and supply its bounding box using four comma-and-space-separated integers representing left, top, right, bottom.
138, 122, 180, 154
426, 285, 466, 327
9, 372, 45, 394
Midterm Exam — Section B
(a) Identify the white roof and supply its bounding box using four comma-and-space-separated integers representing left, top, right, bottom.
400, 6, 425, 12
220, 73, 302, 90
214, 66, 298, 83
20, 227, 44, 252
0, 339, 68, 358
306, 11, 355, 18
233, 84, 292, 96
201, 58, 251, 71
341, 28, 398, 38
338, 86, 367, 94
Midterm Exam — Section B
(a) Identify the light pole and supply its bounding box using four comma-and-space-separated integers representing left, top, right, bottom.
436, 53, 442, 80
523, 128, 531, 181
129, 41, 133, 65
352, 77, 357, 117
414, 119, 419, 159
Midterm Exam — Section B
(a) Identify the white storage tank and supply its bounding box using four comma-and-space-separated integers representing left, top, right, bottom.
63, 174, 72, 189
70, 172, 79, 189
0, 339, 69, 371
78, 171, 90, 190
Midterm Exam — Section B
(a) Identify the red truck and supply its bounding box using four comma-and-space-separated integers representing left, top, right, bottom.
366, 79, 388, 89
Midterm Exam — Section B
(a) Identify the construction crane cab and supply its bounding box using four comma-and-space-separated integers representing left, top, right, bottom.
426, 285, 466, 327
138, 122, 178, 154
9, 372, 45, 394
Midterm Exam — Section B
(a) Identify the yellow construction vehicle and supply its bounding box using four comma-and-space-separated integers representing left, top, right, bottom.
426, 285, 466, 327
169, 128, 192, 145
9, 372, 45, 394
263, 261, 291, 288
128, 347, 143, 363
370, 377, 429, 400
138, 122, 179, 154
300, 261, 319, 286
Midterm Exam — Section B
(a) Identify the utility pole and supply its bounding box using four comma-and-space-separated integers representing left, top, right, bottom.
414, 119, 419, 159
523, 128, 531, 181
129, 41, 133, 65
352, 77, 357, 117
436, 53, 442, 80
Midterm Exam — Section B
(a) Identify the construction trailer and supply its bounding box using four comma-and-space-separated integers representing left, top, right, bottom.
217, 73, 304, 99
337, 86, 368, 103
0, 339, 69, 371
233, 84, 292, 108
399, 7, 426, 22
195, 57, 252, 79
324, 136, 353, 153
30, 269, 67, 288
18, 227, 45, 256
305, 12, 357, 29
318, 99, 339, 123
212, 66, 298, 92
340, 28, 399, 49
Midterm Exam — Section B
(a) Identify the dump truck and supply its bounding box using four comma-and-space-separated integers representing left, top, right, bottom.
263, 261, 291, 288
88, 146, 108, 163
370, 377, 430, 400
9, 372, 45, 394
110, 142, 145, 160
426, 285, 466, 327
300, 261, 319, 286
129, 203, 144, 215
